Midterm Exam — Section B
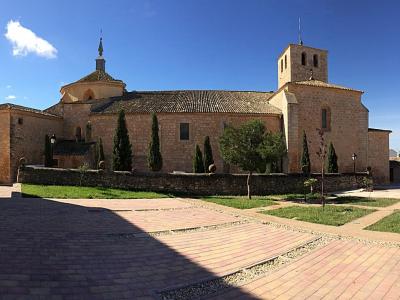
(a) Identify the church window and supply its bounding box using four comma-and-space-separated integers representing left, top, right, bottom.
180, 123, 189, 140
301, 52, 307, 66
75, 127, 82, 141
18, 117, 23, 125
321, 108, 331, 130
284, 55, 287, 69
313, 54, 319, 67
280, 59, 283, 73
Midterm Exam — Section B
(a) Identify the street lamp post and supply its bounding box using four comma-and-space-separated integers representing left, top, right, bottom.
351, 153, 357, 174
50, 134, 56, 166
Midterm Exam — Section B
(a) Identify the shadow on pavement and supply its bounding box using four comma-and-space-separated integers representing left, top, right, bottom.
0, 194, 259, 299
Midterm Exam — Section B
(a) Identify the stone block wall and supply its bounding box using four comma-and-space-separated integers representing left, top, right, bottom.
90, 112, 281, 174
368, 130, 390, 184
18, 165, 368, 196
0, 111, 11, 183
9, 111, 63, 183
287, 84, 369, 175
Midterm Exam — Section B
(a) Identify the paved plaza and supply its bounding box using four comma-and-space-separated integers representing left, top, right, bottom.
0, 186, 399, 299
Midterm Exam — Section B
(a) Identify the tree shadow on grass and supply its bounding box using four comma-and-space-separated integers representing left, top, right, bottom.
0, 193, 258, 299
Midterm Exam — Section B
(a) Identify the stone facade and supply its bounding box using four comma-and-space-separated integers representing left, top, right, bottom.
368, 129, 391, 184
18, 165, 368, 196
90, 112, 281, 173
0, 110, 11, 183
0, 106, 63, 183
0, 40, 392, 185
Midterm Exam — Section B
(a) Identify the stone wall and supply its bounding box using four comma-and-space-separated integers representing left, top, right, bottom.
0, 110, 11, 183
90, 112, 281, 173
9, 110, 63, 183
18, 165, 368, 196
287, 84, 369, 175
368, 130, 391, 184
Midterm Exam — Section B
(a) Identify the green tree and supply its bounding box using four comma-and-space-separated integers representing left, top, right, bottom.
96, 137, 105, 169
203, 136, 214, 172
301, 131, 311, 176
193, 145, 205, 173
219, 120, 286, 199
327, 142, 338, 173
44, 134, 52, 167
112, 110, 133, 171
147, 113, 163, 171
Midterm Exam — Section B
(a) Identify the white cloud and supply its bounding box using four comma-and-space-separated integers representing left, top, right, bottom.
4, 20, 57, 59
5, 95, 16, 100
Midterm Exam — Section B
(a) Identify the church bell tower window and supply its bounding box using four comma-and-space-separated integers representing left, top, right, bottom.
301, 52, 307, 66
313, 54, 319, 68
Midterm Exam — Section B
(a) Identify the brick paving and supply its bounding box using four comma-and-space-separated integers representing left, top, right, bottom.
210, 240, 400, 300
0, 185, 399, 299
0, 193, 313, 299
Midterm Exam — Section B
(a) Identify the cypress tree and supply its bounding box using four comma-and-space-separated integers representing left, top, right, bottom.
193, 145, 205, 173
96, 137, 105, 169
301, 131, 311, 176
203, 136, 214, 172
327, 142, 338, 173
148, 113, 163, 171
112, 110, 133, 171
44, 134, 52, 167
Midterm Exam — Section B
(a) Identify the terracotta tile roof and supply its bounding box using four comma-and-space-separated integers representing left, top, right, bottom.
0, 103, 60, 118
293, 80, 363, 93
75, 70, 123, 83
90, 90, 281, 115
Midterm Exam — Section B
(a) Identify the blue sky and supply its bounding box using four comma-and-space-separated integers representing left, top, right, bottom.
1, 0, 399, 150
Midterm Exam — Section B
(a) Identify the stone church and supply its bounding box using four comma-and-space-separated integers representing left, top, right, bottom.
0, 39, 391, 184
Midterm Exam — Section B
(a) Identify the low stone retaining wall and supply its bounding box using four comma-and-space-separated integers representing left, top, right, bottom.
17, 165, 368, 196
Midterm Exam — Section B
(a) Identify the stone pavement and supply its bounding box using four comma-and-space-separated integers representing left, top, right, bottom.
0, 185, 399, 299
210, 240, 400, 300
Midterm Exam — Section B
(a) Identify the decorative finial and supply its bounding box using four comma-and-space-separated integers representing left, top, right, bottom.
298, 17, 303, 46
98, 37, 103, 57
309, 69, 314, 80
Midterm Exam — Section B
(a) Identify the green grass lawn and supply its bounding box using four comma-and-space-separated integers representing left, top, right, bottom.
366, 211, 400, 233
201, 196, 277, 209
333, 196, 400, 207
261, 205, 375, 226
272, 193, 323, 201
21, 184, 172, 199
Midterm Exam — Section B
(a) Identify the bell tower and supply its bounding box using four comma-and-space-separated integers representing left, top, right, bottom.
277, 44, 328, 89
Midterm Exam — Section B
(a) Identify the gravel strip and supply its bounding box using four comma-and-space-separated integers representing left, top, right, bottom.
107, 220, 249, 239
159, 237, 330, 300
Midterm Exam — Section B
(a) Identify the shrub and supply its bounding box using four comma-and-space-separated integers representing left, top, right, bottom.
44, 134, 52, 167
148, 113, 163, 171
193, 145, 205, 173
301, 131, 311, 176
112, 110, 133, 171
203, 136, 214, 173
327, 142, 338, 173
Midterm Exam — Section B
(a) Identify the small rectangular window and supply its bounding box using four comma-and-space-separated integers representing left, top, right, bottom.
180, 123, 189, 140
18, 117, 23, 125
322, 109, 327, 129
280, 59, 283, 73
284, 55, 287, 69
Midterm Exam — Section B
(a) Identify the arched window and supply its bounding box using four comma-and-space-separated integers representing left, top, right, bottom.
284, 55, 287, 69
321, 107, 331, 130
301, 52, 307, 66
280, 59, 283, 73
313, 54, 319, 68
83, 89, 95, 101
75, 127, 82, 141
